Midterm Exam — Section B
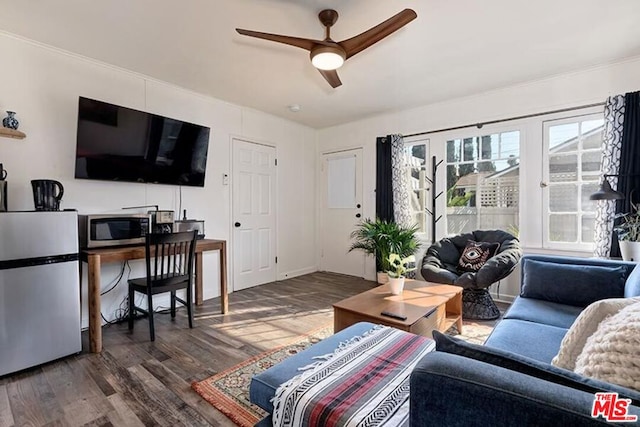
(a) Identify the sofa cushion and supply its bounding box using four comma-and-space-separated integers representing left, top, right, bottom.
575, 301, 640, 392
433, 331, 640, 404
249, 322, 376, 414
553, 297, 639, 370
485, 318, 567, 363
504, 297, 583, 329
521, 259, 627, 307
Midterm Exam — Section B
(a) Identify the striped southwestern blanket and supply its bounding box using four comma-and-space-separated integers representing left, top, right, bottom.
272, 325, 435, 427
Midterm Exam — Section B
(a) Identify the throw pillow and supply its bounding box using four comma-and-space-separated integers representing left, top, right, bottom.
432, 331, 640, 404
457, 240, 500, 273
520, 259, 628, 307
575, 301, 640, 392
552, 297, 640, 370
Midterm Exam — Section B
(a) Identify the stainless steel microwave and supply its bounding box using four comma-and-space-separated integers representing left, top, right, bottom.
79, 214, 151, 248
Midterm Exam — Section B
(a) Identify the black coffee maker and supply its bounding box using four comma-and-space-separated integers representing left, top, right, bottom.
31, 179, 64, 211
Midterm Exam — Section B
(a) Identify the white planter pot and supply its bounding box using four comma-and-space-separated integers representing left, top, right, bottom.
619, 240, 640, 262
377, 271, 389, 284
388, 277, 405, 295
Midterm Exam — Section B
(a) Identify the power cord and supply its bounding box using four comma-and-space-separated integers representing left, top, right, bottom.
99, 261, 132, 326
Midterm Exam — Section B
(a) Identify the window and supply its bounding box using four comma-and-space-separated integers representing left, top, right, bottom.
543, 115, 604, 249
445, 131, 520, 236
403, 138, 430, 235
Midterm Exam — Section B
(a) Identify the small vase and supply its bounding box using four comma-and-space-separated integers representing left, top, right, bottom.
388, 277, 405, 295
2, 111, 19, 130
377, 271, 389, 284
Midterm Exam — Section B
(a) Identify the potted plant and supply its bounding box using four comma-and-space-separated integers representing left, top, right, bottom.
387, 253, 416, 295
614, 201, 640, 261
349, 218, 420, 283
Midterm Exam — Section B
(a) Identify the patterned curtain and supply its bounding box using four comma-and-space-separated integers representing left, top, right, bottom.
594, 95, 625, 257
390, 134, 412, 228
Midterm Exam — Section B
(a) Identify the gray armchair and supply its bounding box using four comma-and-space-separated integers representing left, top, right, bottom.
421, 229, 522, 319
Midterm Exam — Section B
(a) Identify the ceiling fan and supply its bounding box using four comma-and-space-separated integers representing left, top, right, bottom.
236, 8, 417, 88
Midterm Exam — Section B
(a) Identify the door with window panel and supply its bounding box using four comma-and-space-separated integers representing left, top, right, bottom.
445, 131, 520, 237
542, 115, 604, 250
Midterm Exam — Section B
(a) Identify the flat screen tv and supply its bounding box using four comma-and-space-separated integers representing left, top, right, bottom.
75, 97, 210, 187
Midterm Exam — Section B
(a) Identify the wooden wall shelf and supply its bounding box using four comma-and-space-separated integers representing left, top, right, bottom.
0, 128, 26, 139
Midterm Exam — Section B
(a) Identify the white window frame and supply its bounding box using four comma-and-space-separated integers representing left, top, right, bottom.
439, 126, 522, 238
541, 112, 604, 252
403, 136, 431, 241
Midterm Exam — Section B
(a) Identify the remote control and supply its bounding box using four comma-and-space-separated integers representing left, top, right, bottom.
380, 311, 407, 321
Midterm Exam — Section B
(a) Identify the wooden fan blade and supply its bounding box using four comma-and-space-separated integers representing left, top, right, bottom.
236, 28, 325, 51
338, 9, 417, 59
318, 69, 342, 88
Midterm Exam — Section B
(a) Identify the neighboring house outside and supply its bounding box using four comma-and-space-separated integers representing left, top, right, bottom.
444, 126, 603, 236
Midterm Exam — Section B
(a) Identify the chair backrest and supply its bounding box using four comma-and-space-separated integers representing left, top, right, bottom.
144, 231, 198, 288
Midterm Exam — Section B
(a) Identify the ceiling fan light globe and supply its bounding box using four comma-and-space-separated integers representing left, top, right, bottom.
310, 48, 345, 70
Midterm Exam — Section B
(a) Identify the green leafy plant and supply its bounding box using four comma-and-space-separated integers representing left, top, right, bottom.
387, 254, 416, 278
614, 202, 640, 242
349, 218, 420, 272
446, 186, 475, 207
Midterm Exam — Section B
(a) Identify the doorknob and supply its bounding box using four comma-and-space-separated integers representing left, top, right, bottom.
234, 222, 241, 227
356, 203, 361, 208
355, 213, 361, 218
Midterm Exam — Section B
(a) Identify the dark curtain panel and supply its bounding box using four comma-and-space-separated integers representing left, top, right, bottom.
376, 136, 394, 222
611, 91, 640, 258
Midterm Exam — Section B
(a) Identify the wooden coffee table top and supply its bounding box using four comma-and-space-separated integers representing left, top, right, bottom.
333, 280, 462, 327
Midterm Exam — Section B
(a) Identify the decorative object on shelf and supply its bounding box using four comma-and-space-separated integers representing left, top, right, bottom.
31, 179, 64, 211
349, 218, 419, 284
2, 111, 19, 130
387, 253, 416, 295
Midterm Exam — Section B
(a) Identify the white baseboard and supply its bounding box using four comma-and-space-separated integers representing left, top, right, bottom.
277, 266, 318, 281
490, 292, 517, 303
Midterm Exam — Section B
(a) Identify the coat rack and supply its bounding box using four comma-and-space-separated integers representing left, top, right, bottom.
425, 156, 443, 243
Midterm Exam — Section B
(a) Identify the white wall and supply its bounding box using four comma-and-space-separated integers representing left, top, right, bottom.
0, 33, 317, 327
317, 56, 640, 301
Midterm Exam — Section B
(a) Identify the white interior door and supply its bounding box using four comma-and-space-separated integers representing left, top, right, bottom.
320, 148, 364, 277
232, 139, 277, 291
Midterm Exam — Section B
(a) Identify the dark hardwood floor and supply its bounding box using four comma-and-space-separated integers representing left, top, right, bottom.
0, 272, 376, 427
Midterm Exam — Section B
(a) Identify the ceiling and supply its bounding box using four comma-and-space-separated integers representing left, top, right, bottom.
1, 0, 639, 128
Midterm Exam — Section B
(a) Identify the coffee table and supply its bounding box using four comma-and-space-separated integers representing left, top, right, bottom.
333, 280, 463, 337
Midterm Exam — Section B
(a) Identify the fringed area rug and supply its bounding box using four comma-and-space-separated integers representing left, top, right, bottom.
192, 324, 334, 426
192, 320, 494, 426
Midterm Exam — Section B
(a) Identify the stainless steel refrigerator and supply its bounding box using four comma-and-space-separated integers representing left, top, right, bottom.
0, 211, 81, 376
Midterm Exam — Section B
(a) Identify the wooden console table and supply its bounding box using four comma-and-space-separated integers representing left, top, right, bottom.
80, 239, 227, 353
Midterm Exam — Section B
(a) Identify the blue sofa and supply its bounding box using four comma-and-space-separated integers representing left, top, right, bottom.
251, 254, 640, 426
411, 254, 640, 426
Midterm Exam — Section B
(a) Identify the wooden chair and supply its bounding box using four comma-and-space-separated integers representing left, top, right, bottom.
128, 230, 198, 341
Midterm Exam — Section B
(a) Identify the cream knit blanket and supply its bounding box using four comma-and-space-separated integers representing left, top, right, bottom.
574, 301, 640, 391
552, 298, 639, 370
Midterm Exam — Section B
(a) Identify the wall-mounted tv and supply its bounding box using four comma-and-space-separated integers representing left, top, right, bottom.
75, 97, 210, 187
